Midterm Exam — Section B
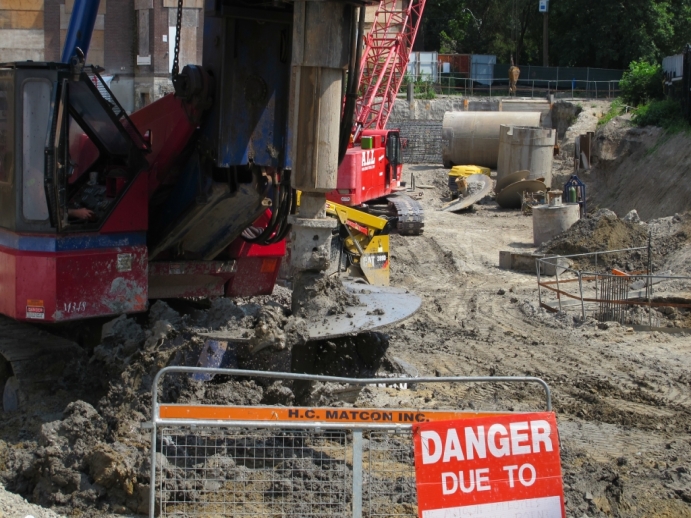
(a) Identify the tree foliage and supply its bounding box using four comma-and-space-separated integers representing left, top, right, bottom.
421, 0, 691, 68
620, 61, 663, 106
421, 0, 542, 64
632, 99, 685, 129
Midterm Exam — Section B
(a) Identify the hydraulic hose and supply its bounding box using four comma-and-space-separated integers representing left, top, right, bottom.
242, 170, 294, 245
338, 5, 366, 165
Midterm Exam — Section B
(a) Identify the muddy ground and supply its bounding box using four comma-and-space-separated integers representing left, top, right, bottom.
382, 164, 691, 517
1, 113, 691, 517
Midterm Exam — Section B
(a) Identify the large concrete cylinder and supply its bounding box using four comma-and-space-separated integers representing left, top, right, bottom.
497, 125, 556, 188
532, 203, 580, 245
442, 111, 542, 169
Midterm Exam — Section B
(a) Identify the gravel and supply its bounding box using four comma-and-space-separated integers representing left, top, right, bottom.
0, 483, 66, 518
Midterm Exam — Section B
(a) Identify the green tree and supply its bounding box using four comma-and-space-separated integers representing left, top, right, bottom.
422, 0, 540, 63
620, 61, 663, 106
422, 0, 691, 69
550, 0, 675, 68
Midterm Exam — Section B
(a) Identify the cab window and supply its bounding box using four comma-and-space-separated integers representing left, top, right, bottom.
0, 78, 12, 184
386, 132, 401, 165
22, 79, 52, 221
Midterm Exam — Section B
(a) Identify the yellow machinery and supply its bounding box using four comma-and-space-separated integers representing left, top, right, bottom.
326, 201, 390, 286
448, 165, 491, 198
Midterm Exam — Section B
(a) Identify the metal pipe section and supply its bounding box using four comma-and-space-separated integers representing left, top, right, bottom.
338, 6, 366, 164
497, 125, 556, 188
151, 366, 553, 411
60, 0, 101, 64
540, 247, 648, 261
352, 431, 364, 518
442, 111, 542, 169
289, 1, 352, 307
291, 1, 350, 193
532, 203, 580, 246
150, 419, 440, 431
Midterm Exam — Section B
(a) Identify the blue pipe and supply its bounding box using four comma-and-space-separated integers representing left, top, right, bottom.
61, 0, 101, 64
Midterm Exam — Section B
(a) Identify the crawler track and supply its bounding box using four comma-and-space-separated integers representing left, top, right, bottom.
387, 193, 425, 235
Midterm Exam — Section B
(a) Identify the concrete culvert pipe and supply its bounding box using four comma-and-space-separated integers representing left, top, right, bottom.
497, 125, 556, 188
441, 111, 542, 169
533, 203, 580, 246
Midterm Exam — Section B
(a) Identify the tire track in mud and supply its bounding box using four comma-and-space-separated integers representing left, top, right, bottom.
390, 233, 468, 329
464, 282, 691, 434
385, 153, 691, 518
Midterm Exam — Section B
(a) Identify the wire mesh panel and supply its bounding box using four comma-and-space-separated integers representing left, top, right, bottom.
149, 368, 554, 518
364, 431, 417, 518
395, 120, 442, 164
158, 428, 350, 517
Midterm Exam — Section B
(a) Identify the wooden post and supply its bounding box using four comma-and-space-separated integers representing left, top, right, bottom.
543, 13, 549, 67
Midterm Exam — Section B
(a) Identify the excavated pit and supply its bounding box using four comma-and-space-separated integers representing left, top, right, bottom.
5, 102, 691, 518
0, 282, 396, 516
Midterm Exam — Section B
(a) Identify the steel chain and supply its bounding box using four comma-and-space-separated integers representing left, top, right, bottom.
171, 0, 183, 77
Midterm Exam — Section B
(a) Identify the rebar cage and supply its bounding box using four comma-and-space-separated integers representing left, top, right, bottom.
536, 247, 691, 327
147, 368, 552, 518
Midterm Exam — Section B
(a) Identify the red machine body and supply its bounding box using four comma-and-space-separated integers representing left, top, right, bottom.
327, 129, 403, 206
0, 232, 148, 322
0, 65, 284, 324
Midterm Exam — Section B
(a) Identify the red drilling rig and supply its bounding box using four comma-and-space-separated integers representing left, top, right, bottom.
327, 0, 427, 236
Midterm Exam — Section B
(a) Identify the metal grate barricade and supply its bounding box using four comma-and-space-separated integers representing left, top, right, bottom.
158, 427, 350, 517
536, 247, 691, 328
147, 368, 552, 518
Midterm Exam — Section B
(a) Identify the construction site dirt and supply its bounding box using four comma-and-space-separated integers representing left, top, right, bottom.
1, 113, 691, 518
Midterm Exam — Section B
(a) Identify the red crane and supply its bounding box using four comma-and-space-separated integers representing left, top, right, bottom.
328, 0, 427, 236
355, 0, 427, 137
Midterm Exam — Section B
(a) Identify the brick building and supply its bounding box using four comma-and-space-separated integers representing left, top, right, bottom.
0, 1, 385, 113
0, 0, 203, 113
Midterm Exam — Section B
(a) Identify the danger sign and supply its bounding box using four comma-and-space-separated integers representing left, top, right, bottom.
413, 412, 565, 518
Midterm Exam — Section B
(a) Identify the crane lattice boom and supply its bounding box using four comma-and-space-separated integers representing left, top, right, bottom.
354, 0, 426, 136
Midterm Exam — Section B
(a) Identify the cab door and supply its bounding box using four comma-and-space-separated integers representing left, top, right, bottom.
385, 131, 401, 189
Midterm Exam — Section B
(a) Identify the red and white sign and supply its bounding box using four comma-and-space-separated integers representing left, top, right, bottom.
26, 299, 45, 320
413, 412, 565, 518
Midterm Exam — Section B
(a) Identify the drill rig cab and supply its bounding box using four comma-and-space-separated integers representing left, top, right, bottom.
0, 62, 151, 321
331, 128, 403, 205
0, 0, 422, 411
0, 57, 286, 323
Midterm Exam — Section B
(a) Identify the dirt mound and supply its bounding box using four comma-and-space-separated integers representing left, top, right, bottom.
648, 212, 691, 276
551, 100, 611, 189
538, 208, 649, 264
537, 208, 691, 276
552, 100, 582, 141
586, 118, 691, 220
0, 303, 280, 515
0, 288, 396, 516
0, 483, 66, 517
291, 273, 362, 319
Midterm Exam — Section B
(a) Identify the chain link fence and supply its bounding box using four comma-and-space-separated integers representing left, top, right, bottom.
147, 367, 553, 518
405, 75, 621, 99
